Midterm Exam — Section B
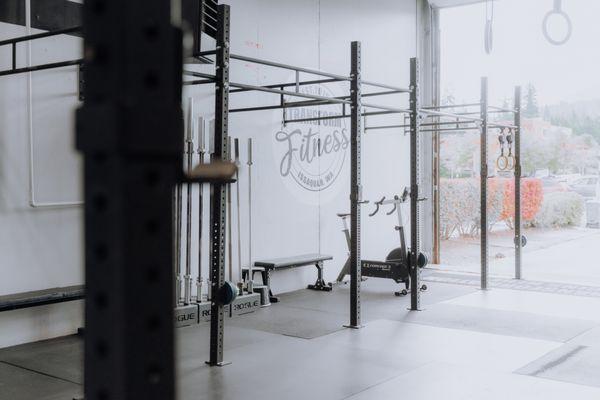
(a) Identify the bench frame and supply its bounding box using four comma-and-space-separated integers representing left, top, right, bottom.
0, 285, 85, 313
243, 256, 332, 303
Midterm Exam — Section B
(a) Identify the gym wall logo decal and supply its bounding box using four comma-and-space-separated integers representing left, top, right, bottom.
273, 83, 349, 195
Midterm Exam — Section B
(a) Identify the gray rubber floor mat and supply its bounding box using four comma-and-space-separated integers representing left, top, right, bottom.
177, 330, 426, 400
176, 323, 282, 369
516, 343, 600, 387
0, 362, 81, 400
228, 304, 346, 339
276, 280, 475, 322
400, 303, 597, 342
0, 335, 82, 385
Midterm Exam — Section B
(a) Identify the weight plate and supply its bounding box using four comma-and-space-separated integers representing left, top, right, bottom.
514, 235, 528, 247
417, 252, 429, 268
217, 281, 238, 305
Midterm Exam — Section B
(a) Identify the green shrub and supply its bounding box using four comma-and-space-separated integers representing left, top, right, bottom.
487, 178, 506, 230
440, 179, 479, 239
440, 177, 544, 238
533, 192, 585, 228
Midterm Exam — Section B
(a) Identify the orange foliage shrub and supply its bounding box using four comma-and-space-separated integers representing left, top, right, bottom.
500, 178, 544, 228
440, 177, 544, 237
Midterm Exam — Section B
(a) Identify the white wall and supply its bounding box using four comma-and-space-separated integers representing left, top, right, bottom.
0, 0, 421, 348
184, 0, 419, 295
0, 19, 84, 348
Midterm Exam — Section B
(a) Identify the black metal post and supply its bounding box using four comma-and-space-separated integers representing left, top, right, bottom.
229, 77, 341, 93
12, 43, 16, 71
347, 41, 362, 329
480, 77, 489, 290
0, 59, 83, 77
207, 4, 231, 367
0, 27, 84, 77
0, 26, 81, 47
514, 86, 522, 279
76, 0, 182, 398
409, 58, 422, 311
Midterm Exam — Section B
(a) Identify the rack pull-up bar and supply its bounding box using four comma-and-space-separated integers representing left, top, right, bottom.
231, 99, 335, 114
362, 80, 410, 93
364, 124, 409, 131
421, 120, 477, 127
183, 79, 214, 86
421, 127, 481, 133
362, 103, 410, 113
362, 90, 405, 98
229, 81, 351, 105
422, 102, 482, 110
230, 53, 351, 81
284, 108, 412, 125
184, 70, 217, 80
0, 26, 81, 47
0, 26, 83, 77
229, 77, 341, 93
421, 108, 483, 123
0, 59, 83, 77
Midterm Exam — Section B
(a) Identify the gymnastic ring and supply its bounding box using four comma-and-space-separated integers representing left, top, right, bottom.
543, 9, 572, 45
496, 155, 509, 171
506, 155, 515, 171
485, 19, 493, 54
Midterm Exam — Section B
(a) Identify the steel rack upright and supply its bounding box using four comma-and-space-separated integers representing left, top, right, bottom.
419, 80, 523, 289
185, 4, 426, 363
76, 0, 183, 398
340, 79, 523, 289
184, 3, 523, 365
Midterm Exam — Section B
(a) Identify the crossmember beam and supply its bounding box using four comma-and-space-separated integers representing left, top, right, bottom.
0, 26, 83, 77
230, 53, 350, 81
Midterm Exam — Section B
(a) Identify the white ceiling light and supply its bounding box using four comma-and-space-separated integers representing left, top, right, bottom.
429, 0, 489, 8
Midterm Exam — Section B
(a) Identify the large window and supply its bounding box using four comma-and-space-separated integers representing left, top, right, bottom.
437, 0, 600, 286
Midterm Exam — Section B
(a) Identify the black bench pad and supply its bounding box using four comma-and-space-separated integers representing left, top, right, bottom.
0, 285, 85, 312
254, 254, 333, 270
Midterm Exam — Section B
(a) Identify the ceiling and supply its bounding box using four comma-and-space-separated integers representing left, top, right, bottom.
429, 0, 489, 8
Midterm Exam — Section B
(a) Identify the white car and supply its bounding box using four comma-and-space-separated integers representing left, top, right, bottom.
568, 176, 599, 198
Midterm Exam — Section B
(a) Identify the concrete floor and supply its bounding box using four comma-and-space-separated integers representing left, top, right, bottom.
2, 277, 600, 399
439, 227, 600, 286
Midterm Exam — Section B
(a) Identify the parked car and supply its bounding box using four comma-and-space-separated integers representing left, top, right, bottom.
555, 174, 583, 185
568, 176, 599, 198
540, 176, 567, 193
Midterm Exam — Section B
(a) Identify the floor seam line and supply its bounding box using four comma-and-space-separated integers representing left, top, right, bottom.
0, 360, 82, 386
513, 366, 600, 390
339, 362, 435, 400
563, 323, 600, 343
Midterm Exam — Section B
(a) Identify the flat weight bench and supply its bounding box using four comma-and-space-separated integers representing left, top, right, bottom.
0, 285, 85, 312
242, 253, 333, 303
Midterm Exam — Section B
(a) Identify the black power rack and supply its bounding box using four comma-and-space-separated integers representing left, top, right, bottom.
184, 4, 522, 366
0, 2, 523, 397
